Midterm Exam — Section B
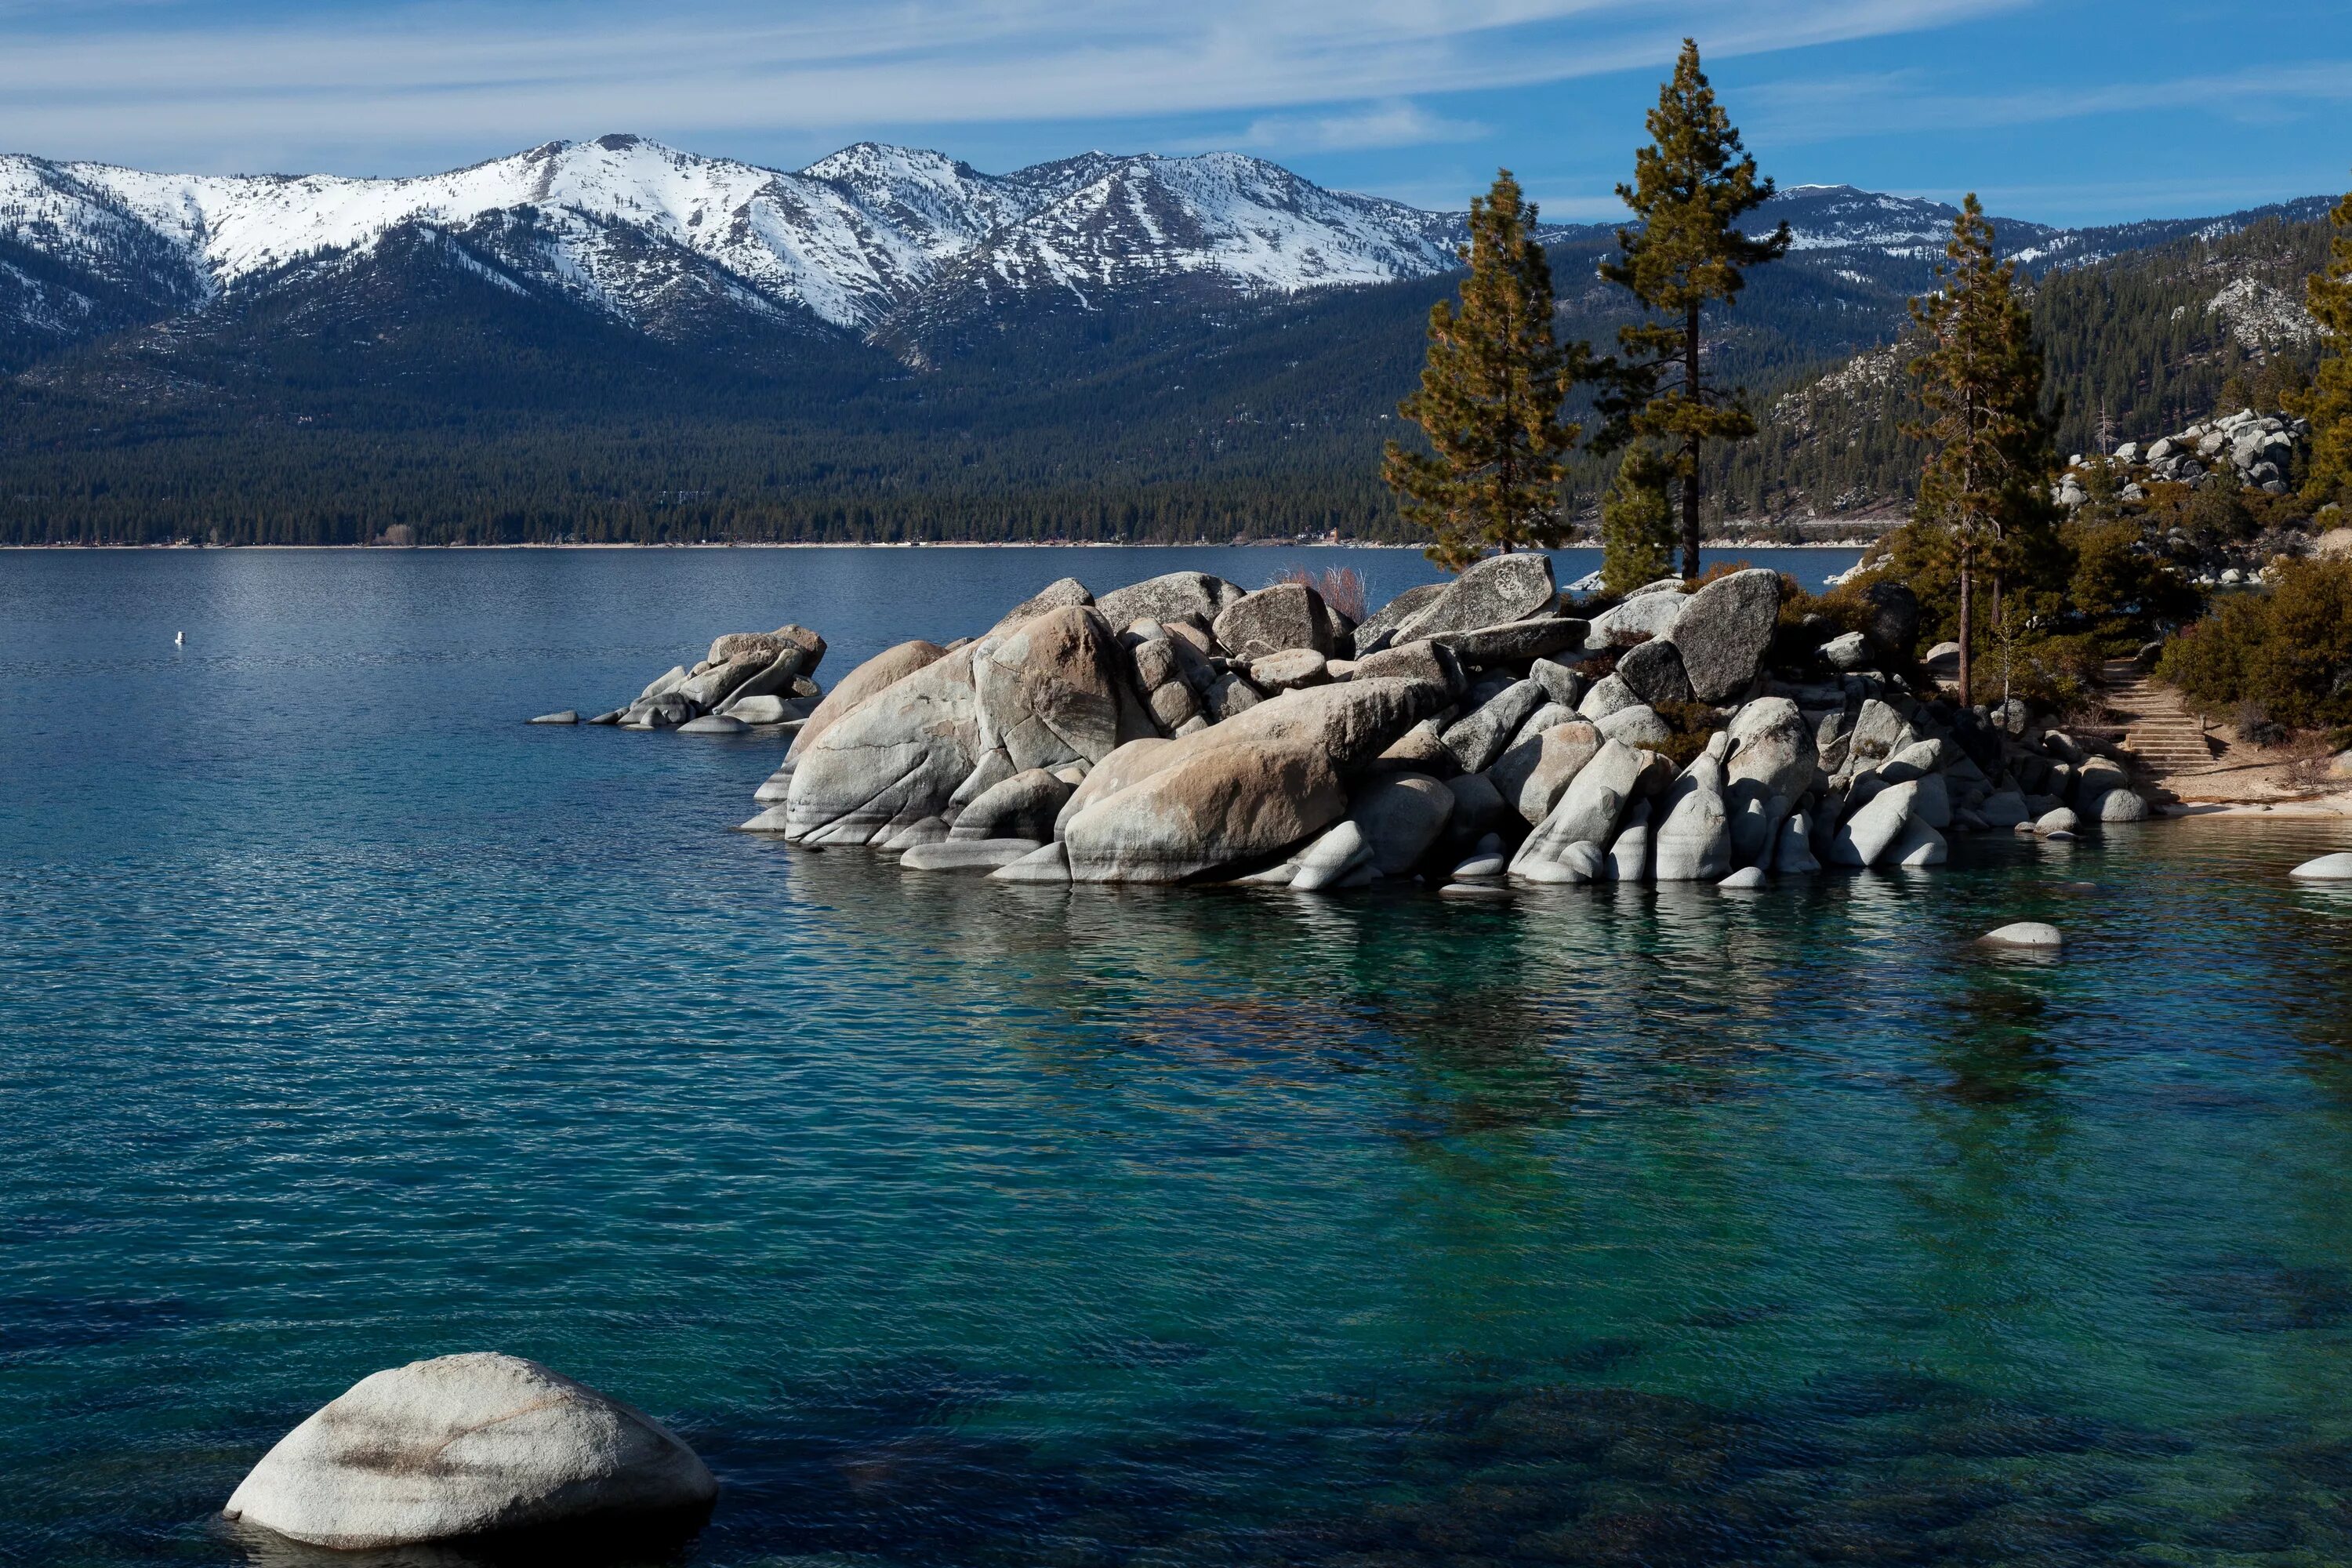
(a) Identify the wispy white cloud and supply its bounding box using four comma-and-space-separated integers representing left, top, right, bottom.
0, 0, 2026, 172
1238, 102, 1489, 154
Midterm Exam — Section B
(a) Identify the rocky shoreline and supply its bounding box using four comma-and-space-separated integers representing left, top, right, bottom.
570, 558, 2176, 892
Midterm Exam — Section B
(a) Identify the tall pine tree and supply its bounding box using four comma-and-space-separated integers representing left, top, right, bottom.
1385, 169, 1593, 569
1905, 194, 2060, 707
1601, 38, 1789, 580
2297, 178, 2352, 510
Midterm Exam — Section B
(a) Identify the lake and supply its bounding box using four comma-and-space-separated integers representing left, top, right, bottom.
7, 545, 2352, 1568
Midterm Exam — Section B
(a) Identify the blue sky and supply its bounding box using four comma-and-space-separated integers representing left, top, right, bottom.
3, 0, 2347, 224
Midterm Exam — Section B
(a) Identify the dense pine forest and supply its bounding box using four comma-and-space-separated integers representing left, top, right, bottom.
0, 202, 2332, 546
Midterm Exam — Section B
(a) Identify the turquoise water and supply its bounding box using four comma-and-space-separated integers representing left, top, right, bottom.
8, 546, 2352, 1567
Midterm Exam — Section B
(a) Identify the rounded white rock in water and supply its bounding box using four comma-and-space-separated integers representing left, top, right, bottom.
1718, 866, 1768, 890
1978, 922, 2063, 949
223, 1352, 716, 1549
2290, 852, 2352, 880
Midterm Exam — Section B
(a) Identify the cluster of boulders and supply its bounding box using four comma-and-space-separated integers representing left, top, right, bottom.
727, 557, 2154, 891
2055, 408, 2308, 509
540, 625, 831, 733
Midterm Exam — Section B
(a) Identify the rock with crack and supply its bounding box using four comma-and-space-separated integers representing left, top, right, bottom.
1350, 583, 1447, 655
1094, 571, 1247, 631
1668, 568, 1781, 703
1613, 638, 1693, 706
784, 640, 949, 768
1440, 679, 1547, 774
990, 577, 1093, 633
975, 605, 1151, 771
1431, 617, 1588, 665
1725, 698, 1816, 865
1392, 553, 1558, 644
1491, 718, 1602, 826
1348, 773, 1454, 876
949, 768, 1076, 842
1512, 739, 1644, 877
708, 625, 826, 676
1214, 583, 1334, 661
1061, 679, 1445, 884
1653, 752, 1733, 882
782, 641, 987, 845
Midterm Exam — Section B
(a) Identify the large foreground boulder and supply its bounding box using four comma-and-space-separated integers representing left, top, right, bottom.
785, 639, 949, 764
1512, 739, 1645, 876
1213, 583, 1334, 660
975, 605, 1147, 770
1393, 553, 1557, 643
786, 610, 1136, 844
1669, 568, 1781, 702
1094, 571, 1245, 631
990, 576, 1093, 633
1062, 679, 1444, 883
1351, 583, 1447, 654
223, 1353, 714, 1550
783, 643, 985, 844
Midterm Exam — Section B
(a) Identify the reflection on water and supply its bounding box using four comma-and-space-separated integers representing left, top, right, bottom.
5, 550, 2352, 1566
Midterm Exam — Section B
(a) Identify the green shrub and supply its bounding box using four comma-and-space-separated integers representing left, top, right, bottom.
2064, 519, 2203, 649
2158, 557, 2352, 731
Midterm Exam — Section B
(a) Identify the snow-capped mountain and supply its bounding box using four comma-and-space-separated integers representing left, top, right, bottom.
0, 134, 1468, 366
1, 137, 2336, 381
1753, 183, 2336, 268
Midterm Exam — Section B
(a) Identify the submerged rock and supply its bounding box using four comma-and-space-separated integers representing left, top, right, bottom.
2290, 852, 2352, 880
901, 838, 1043, 873
989, 840, 1074, 884
222, 1352, 714, 1550
1979, 921, 2063, 948
528, 710, 579, 725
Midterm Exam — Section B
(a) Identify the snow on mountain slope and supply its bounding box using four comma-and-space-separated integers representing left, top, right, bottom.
1754, 185, 2060, 259
960, 152, 1461, 302
0, 136, 1474, 352
2, 139, 2336, 375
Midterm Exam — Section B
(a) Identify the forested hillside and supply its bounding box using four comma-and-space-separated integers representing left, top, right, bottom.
1719, 215, 2333, 526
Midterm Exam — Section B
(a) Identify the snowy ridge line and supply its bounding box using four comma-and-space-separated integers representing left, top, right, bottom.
0, 134, 1486, 338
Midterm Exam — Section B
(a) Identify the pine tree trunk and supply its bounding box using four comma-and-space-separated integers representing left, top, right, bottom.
1955, 546, 1974, 709
1682, 300, 1702, 580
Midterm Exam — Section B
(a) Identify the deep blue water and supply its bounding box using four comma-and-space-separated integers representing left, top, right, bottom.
8, 545, 2352, 1568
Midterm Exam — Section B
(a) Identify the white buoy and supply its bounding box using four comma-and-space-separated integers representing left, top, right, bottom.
174, 631, 185, 645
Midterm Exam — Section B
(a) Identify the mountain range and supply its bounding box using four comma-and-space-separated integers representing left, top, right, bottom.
0, 135, 2336, 545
